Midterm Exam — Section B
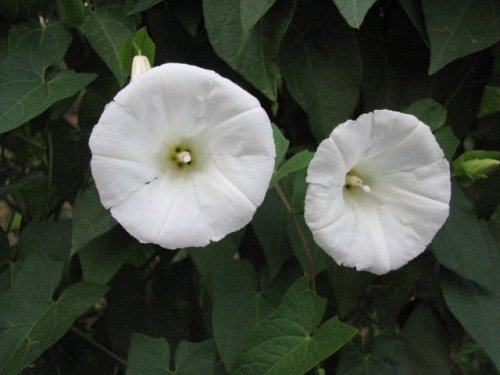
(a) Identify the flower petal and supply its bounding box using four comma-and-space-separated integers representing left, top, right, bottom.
192, 164, 258, 241
110, 175, 210, 249
91, 155, 160, 208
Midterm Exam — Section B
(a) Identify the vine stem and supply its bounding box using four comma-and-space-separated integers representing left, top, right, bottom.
275, 183, 317, 293
71, 326, 128, 367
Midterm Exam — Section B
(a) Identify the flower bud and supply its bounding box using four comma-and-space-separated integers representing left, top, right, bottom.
131, 55, 151, 81
462, 159, 500, 180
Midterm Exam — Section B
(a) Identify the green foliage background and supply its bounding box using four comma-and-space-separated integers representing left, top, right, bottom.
0, 0, 499, 374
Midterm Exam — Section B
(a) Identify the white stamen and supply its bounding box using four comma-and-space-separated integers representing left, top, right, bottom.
346, 174, 371, 193
176, 150, 191, 164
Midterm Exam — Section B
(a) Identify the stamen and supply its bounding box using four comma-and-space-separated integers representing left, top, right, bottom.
176, 150, 191, 164
345, 174, 371, 193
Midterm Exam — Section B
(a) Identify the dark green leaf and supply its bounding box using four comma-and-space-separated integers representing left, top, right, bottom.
72, 184, 117, 254
119, 27, 156, 75
252, 188, 292, 279
286, 171, 333, 275
270, 150, 313, 187
129, 0, 163, 15
399, 0, 429, 46
240, 0, 277, 38
441, 270, 500, 369
204, 0, 295, 101
401, 305, 451, 375
432, 183, 500, 292
173, 339, 218, 374
0, 221, 107, 375
0, 21, 96, 134
434, 127, 459, 161
422, 0, 500, 74
81, 5, 136, 86
279, 0, 362, 140
231, 278, 357, 375
272, 123, 289, 167
331, 0, 377, 28
57, 0, 85, 27
337, 336, 405, 374
126, 333, 170, 375
0, 281, 108, 375
477, 86, 500, 119
51, 120, 91, 202
403, 98, 447, 131
126, 334, 217, 375
80, 226, 147, 285
212, 254, 275, 370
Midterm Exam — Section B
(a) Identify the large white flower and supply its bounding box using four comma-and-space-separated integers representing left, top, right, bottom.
304, 110, 451, 275
89, 63, 275, 249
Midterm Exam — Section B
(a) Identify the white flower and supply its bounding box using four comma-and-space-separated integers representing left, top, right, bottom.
304, 110, 451, 275
89, 63, 275, 249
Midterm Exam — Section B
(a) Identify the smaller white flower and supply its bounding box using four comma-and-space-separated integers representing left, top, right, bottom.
89, 63, 275, 249
305, 110, 451, 275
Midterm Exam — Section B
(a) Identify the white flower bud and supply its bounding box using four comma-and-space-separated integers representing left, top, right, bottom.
131, 55, 151, 81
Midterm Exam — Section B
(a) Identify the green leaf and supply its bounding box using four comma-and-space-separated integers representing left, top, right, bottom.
0, 221, 107, 375
279, 1, 362, 141
401, 305, 451, 375
51, 120, 91, 202
57, 0, 85, 27
80, 226, 146, 285
119, 26, 156, 75
128, 0, 163, 15
0, 21, 96, 134
72, 184, 117, 254
212, 254, 276, 370
231, 278, 357, 375
432, 183, 500, 292
422, 0, 500, 74
477, 86, 500, 119
272, 123, 289, 167
331, 0, 377, 28
270, 150, 314, 188
126, 334, 170, 375
0, 281, 108, 375
441, 270, 500, 369
240, 0, 277, 38
252, 188, 292, 279
337, 336, 405, 374
403, 98, 447, 131
286, 171, 334, 275
434, 127, 459, 161
204, 0, 295, 101
126, 334, 217, 375
399, 0, 429, 46
16, 221, 72, 262
173, 339, 218, 374
81, 5, 136, 86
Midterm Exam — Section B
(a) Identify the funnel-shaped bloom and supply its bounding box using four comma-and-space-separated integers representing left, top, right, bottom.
89, 63, 275, 249
305, 110, 450, 274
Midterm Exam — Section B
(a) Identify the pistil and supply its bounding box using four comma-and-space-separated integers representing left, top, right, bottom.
345, 174, 371, 193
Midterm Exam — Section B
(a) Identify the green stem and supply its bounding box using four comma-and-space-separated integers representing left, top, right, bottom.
44, 129, 53, 217
275, 183, 317, 293
71, 326, 128, 367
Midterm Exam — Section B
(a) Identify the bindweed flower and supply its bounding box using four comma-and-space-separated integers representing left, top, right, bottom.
304, 110, 451, 275
89, 63, 275, 249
